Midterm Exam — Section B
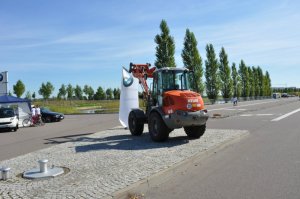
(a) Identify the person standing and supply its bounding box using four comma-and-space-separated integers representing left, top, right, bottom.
35, 105, 42, 123
31, 105, 37, 124
36, 105, 41, 117
31, 106, 36, 116
233, 96, 238, 106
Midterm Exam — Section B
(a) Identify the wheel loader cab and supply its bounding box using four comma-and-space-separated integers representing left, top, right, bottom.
151, 68, 196, 107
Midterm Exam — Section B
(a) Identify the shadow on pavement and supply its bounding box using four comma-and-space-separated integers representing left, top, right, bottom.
44, 132, 95, 144
0, 129, 14, 133
75, 133, 189, 152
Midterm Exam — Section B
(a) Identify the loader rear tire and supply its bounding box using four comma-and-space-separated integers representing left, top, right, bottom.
149, 112, 170, 142
184, 124, 206, 139
128, 111, 144, 136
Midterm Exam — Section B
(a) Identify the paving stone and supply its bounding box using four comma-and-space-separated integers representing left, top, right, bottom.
0, 127, 247, 198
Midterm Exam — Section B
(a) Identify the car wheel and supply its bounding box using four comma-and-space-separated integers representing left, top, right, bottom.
45, 117, 51, 123
13, 126, 18, 132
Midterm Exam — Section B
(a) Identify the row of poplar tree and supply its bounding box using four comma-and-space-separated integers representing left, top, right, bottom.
12, 19, 272, 101
155, 20, 272, 102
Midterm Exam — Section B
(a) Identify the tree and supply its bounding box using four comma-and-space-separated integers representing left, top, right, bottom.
13, 80, 25, 97
83, 85, 95, 100
25, 91, 31, 100
106, 88, 113, 100
83, 85, 89, 99
74, 85, 83, 100
264, 71, 272, 96
205, 44, 220, 102
218, 47, 233, 101
248, 67, 254, 97
32, 92, 36, 100
181, 29, 204, 92
238, 60, 249, 98
252, 67, 260, 98
39, 82, 54, 100
58, 84, 67, 99
66, 84, 74, 100
113, 88, 120, 99
257, 66, 264, 96
8, 91, 12, 96
94, 86, 106, 100
154, 19, 176, 68
231, 63, 241, 97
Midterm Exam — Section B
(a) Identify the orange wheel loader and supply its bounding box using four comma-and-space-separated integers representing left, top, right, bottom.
127, 63, 208, 142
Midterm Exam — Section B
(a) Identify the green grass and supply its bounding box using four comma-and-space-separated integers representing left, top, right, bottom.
33, 96, 209, 114
33, 99, 144, 114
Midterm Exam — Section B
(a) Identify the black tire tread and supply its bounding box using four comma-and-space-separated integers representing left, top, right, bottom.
184, 124, 206, 139
148, 112, 170, 142
128, 111, 144, 136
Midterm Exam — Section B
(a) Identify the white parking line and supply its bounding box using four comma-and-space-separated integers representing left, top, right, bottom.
240, 114, 274, 117
209, 100, 276, 111
222, 108, 247, 111
256, 114, 273, 116
271, 108, 300, 122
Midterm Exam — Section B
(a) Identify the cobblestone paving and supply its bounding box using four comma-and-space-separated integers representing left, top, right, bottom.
0, 127, 247, 199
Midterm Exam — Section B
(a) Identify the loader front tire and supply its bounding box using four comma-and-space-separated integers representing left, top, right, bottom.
149, 112, 170, 142
184, 124, 206, 139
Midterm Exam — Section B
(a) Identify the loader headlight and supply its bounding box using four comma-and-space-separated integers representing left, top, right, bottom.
187, 104, 192, 109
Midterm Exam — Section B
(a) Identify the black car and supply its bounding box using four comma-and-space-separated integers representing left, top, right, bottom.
41, 108, 64, 122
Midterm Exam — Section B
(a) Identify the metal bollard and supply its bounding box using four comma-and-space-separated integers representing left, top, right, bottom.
38, 159, 48, 173
1, 167, 11, 180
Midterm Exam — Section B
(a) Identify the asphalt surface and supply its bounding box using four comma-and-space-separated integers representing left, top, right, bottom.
134, 97, 300, 199
0, 127, 246, 198
0, 114, 119, 161
1, 98, 299, 199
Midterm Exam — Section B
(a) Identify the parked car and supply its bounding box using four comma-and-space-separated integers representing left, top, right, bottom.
41, 107, 64, 123
0, 107, 19, 131
281, 93, 289, 98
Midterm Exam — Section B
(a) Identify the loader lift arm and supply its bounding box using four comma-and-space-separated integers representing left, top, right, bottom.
128, 62, 156, 103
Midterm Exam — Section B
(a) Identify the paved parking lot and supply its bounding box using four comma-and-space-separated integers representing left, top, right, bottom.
2, 99, 295, 198
0, 126, 247, 199
0, 114, 119, 161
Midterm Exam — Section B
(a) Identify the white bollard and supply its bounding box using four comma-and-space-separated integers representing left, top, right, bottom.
38, 159, 48, 173
1, 167, 11, 180
23, 159, 64, 179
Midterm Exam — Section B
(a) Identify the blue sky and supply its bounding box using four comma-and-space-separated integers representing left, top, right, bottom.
1, 0, 299, 97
